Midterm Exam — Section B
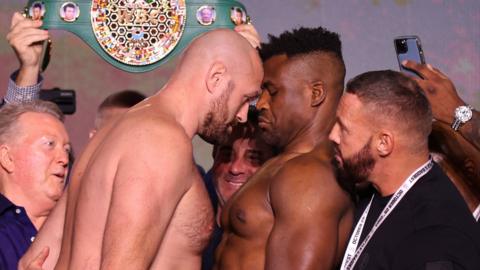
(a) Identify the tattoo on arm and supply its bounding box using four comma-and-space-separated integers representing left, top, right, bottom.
461, 110, 480, 150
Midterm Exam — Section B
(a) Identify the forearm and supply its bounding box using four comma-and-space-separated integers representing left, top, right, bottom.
459, 110, 480, 150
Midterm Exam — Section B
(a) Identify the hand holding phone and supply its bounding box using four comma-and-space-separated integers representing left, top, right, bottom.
394, 35, 425, 77
401, 61, 466, 125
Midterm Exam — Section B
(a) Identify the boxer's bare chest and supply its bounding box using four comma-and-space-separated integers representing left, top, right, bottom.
151, 174, 214, 268
222, 156, 290, 239
171, 175, 214, 249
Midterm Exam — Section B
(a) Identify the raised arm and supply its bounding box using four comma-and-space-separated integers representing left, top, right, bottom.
4, 12, 48, 107
403, 61, 480, 150
265, 158, 353, 270
7, 12, 48, 89
99, 128, 193, 269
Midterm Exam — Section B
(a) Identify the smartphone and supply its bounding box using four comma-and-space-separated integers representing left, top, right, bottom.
394, 35, 425, 77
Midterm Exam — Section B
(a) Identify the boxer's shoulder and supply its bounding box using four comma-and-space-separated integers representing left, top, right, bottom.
115, 110, 192, 149
269, 152, 349, 210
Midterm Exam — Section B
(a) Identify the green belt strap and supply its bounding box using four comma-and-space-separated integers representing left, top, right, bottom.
25, 0, 248, 73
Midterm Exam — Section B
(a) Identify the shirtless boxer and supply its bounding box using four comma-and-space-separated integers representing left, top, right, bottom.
214, 27, 355, 270
19, 29, 263, 270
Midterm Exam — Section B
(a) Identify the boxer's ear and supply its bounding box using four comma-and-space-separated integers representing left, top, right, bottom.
206, 61, 228, 95
0, 145, 14, 173
310, 81, 326, 107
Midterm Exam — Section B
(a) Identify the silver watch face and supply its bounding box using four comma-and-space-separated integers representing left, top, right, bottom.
455, 105, 473, 123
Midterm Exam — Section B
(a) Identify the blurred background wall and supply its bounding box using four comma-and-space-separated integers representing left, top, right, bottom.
1, 0, 479, 170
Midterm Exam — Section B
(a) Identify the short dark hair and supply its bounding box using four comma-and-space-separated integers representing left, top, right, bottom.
98, 90, 146, 112
32, 3, 42, 9
232, 7, 243, 14
231, 107, 261, 141
63, 3, 76, 12
259, 27, 344, 63
346, 70, 432, 149
211, 107, 278, 158
259, 27, 346, 97
94, 90, 146, 129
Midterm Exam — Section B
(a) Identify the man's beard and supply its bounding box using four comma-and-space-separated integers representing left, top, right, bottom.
334, 137, 376, 185
199, 82, 235, 145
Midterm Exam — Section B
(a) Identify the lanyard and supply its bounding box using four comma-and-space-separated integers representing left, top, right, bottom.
473, 204, 480, 222
340, 159, 434, 270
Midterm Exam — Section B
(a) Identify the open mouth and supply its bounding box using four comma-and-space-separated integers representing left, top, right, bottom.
52, 173, 66, 183
224, 176, 247, 186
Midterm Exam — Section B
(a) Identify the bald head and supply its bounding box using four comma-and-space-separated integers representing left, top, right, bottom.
177, 29, 262, 80
170, 29, 263, 144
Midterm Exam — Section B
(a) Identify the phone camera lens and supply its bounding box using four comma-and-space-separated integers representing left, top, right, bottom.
395, 39, 408, 54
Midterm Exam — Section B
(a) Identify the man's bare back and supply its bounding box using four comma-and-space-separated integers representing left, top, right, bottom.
215, 144, 353, 270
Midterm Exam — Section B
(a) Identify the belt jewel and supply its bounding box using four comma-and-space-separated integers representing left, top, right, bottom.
25, 0, 249, 73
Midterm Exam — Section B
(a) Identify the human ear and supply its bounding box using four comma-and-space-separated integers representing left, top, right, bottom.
205, 61, 228, 95
0, 145, 14, 173
376, 131, 394, 157
310, 81, 326, 107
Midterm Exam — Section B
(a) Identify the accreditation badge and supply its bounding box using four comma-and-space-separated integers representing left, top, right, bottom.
24, 0, 249, 73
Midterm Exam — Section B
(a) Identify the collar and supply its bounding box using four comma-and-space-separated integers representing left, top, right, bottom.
0, 193, 16, 215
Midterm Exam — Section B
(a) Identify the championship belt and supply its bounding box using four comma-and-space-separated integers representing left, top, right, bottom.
25, 0, 249, 73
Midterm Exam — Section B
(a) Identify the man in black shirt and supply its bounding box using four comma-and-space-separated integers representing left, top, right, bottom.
329, 70, 480, 270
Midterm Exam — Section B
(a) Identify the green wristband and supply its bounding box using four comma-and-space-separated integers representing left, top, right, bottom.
25, 0, 249, 73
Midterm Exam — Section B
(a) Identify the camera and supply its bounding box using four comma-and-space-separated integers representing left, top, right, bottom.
394, 39, 408, 54
39, 88, 76, 115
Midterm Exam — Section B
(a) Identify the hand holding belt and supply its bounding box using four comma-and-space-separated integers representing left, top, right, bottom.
25, 0, 249, 73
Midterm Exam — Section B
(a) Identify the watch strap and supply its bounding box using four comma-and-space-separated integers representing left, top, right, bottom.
451, 104, 473, 131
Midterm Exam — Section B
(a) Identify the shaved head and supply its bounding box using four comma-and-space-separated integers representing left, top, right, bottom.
172, 29, 263, 144
177, 29, 262, 81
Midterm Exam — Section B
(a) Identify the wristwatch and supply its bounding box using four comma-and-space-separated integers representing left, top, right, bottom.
451, 104, 473, 131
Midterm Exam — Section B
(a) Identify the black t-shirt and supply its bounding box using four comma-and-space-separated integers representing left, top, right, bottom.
352, 163, 480, 270
358, 194, 392, 244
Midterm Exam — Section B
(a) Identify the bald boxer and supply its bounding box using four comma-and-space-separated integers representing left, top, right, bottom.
20, 29, 263, 270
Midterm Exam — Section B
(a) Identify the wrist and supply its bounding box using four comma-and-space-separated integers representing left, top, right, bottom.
437, 100, 465, 124
16, 65, 41, 87
451, 104, 474, 131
